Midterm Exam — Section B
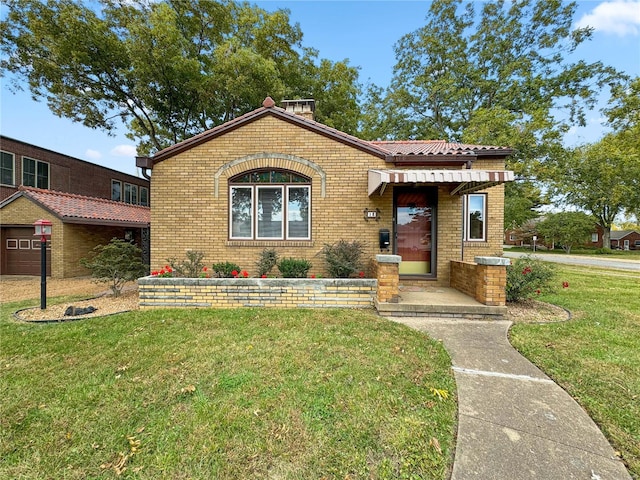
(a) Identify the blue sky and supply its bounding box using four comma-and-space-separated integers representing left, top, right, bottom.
1, 0, 639, 177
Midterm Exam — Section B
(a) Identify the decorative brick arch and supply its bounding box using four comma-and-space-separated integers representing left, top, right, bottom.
214, 153, 326, 198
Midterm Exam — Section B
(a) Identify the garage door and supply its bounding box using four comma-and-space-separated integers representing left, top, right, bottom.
2, 227, 51, 276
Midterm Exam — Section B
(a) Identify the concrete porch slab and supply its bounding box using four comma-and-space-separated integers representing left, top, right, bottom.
375, 286, 506, 319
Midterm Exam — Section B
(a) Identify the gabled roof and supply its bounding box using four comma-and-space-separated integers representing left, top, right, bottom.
0, 187, 150, 227
149, 97, 387, 164
143, 97, 514, 166
611, 230, 640, 240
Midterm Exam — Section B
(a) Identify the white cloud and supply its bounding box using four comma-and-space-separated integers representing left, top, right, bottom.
110, 144, 137, 157
575, 0, 640, 36
85, 149, 102, 160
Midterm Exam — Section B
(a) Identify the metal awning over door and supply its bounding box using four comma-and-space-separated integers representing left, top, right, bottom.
368, 169, 514, 196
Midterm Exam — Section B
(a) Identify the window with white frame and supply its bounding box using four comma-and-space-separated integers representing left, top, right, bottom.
124, 183, 138, 204
1, 151, 15, 186
112, 180, 122, 201
139, 186, 149, 206
229, 169, 311, 240
591, 232, 599, 243
23, 157, 49, 189
464, 193, 487, 241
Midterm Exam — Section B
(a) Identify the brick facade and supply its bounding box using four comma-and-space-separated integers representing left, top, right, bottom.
0, 195, 135, 278
0, 136, 148, 203
150, 113, 508, 287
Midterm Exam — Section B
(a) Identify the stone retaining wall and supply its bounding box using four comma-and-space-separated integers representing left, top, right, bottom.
138, 277, 377, 309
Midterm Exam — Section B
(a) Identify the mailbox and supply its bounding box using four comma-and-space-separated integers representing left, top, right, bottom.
379, 229, 390, 250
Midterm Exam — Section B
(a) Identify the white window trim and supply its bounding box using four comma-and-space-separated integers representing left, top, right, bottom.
287, 185, 311, 240
22, 156, 50, 189
229, 186, 254, 240
256, 185, 284, 240
229, 184, 312, 241
111, 179, 122, 202
0, 150, 15, 186
591, 233, 599, 243
464, 193, 487, 242
139, 186, 149, 206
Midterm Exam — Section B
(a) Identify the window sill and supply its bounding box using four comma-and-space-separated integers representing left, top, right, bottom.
226, 240, 314, 247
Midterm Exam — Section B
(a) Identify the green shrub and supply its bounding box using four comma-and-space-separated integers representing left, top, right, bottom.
167, 250, 206, 277
80, 238, 146, 296
506, 255, 556, 302
256, 248, 279, 277
322, 240, 365, 278
278, 257, 312, 278
212, 261, 241, 278
595, 247, 613, 255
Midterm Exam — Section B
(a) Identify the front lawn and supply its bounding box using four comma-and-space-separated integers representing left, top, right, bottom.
509, 266, 640, 477
0, 300, 456, 479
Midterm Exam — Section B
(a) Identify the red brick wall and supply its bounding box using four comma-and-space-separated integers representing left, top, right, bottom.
0, 136, 148, 201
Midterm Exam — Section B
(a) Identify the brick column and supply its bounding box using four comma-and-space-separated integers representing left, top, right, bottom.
474, 256, 510, 306
376, 254, 401, 303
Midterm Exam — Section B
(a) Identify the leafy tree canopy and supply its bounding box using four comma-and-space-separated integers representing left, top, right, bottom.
536, 211, 595, 254
360, 0, 621, 179
547, 133, 640, 248
1, 0, 362, 154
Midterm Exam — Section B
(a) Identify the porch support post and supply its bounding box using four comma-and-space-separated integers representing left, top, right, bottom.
474, 256, 510, 306
375, 254, 401, 303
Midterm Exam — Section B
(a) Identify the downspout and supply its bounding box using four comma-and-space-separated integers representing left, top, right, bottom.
136, 156, 153, 180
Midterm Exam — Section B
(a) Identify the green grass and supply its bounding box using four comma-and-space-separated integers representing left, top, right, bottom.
506, 246, 640, 259
0, 301, 456, 479
509, 266, 640, 477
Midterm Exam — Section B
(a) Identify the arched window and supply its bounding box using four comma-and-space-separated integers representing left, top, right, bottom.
229, 169, 311, 240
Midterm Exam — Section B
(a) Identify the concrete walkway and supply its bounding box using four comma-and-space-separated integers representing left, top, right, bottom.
388, 317, 631, 480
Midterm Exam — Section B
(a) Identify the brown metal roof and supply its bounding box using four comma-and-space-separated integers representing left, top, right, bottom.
149, 97, 388, 163
1, 187, 150, 227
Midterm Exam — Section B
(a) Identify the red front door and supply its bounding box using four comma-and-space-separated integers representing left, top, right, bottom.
395, 190, 435, 276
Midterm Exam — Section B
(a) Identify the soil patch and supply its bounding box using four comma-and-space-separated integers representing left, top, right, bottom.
506, 299, 570, 323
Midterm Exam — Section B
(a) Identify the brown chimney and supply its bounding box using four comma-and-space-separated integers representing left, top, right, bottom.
281, 99, 315, 121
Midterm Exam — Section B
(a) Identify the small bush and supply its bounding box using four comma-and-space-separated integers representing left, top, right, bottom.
80, 238, 146, 296
322, 240, 365, 278
256, 248, 279, 277
278, 258, 312, 278
212, 261, 241, 278
506, 255, 556, 302
167, 250, 206, 277
595, 247, 613, 255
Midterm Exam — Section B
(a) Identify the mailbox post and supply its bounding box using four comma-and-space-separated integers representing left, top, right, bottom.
33, 219, 52, 310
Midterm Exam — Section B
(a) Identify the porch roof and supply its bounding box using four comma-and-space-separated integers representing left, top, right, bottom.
368, 169, 515, 196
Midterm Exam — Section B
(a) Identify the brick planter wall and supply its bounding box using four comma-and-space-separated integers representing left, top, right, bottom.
138, 277, 377, 309
450, 256, 509, 306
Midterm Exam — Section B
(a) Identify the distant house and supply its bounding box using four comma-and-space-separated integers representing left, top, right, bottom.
136, 97, 515, 286
610, 230, 640, 250
0, 136, 150, 277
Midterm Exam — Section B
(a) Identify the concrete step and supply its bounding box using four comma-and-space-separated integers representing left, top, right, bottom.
375, 299, 506, 320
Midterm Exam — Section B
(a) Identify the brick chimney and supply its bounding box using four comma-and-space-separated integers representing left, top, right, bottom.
281, 99, 315, 121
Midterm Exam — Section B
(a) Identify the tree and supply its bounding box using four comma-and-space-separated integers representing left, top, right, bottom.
361, 0, 620, 178
536, 212, 595, 254
80, 238, 147, 296
547, 135, 640, 249
1, 0, 362, 154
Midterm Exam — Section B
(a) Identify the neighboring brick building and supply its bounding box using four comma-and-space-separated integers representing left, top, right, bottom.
0, 136, 150, 277
137, 97, 514, 287
0, 187, 149, 277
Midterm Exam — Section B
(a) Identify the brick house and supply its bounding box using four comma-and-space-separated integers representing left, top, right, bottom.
610, 230, 640, 250
137, 97, 514, 287
0, 136, 150, 276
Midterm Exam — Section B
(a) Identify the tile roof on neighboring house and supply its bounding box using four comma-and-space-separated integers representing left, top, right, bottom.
1, 187, 150, 227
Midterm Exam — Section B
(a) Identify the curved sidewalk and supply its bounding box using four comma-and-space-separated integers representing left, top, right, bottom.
388, 317, 631, 480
